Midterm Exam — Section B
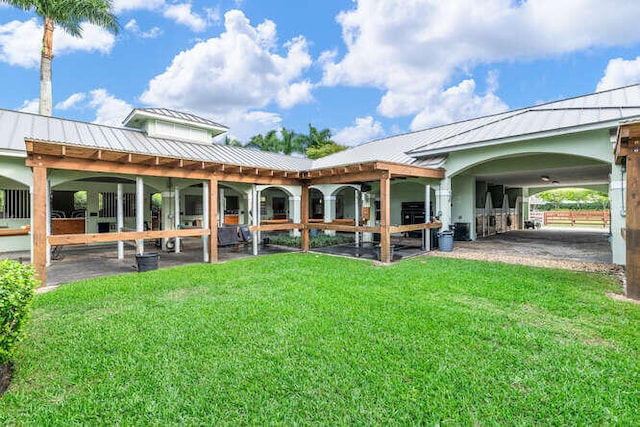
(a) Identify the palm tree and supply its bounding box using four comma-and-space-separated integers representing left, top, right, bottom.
2, 0, 119, 116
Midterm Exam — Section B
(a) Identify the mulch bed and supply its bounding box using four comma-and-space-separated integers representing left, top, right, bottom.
0, 363, 13, 397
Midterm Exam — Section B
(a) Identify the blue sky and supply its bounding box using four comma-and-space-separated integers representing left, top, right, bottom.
2, 0, 640, 146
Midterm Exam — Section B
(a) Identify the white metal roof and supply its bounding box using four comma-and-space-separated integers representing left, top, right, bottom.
0, 109, 311, 171
3, 84, 640, 173
314, 84, 640, 166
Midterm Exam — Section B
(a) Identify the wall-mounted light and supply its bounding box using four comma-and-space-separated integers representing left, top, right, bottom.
540, 176, 550, 182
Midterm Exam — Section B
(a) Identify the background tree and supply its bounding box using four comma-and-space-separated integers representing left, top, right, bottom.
2, 0, 119, 116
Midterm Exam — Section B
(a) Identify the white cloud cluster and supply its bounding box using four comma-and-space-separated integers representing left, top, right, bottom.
140, 10, 313, 141
114, 0, 209, 32
323, 0, 640, 129
0, 18, 115, 68
125, 19, 162, 39
55, 89, 132, 127
333, 116, 385, 147
596, 57, 640, 92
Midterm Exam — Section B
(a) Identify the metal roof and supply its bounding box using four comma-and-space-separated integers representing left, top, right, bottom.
314, 84, 640, 166
0, 108, 311, 171
3, 84, 640, 173
123, 107, 229, 130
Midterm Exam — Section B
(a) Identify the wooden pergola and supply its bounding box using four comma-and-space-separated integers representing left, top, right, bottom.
615, 122, 640, 299
25, 139, 444, 286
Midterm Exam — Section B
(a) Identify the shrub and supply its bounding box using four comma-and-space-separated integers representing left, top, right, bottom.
0, 260, 38, 365
266, 234, 355, 248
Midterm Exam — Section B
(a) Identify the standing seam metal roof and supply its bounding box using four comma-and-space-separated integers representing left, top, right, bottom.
0, 109, 312, 171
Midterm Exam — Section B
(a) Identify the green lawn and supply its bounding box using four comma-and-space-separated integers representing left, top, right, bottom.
1, 254, 638, 425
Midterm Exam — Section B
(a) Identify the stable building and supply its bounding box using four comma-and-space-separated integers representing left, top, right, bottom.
1, 85, 639, 299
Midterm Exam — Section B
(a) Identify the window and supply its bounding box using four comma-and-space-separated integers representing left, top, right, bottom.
0, 189, 30, 219
185, 194, 203, 216
225, 195, 239, 214
98, 192, 136, 217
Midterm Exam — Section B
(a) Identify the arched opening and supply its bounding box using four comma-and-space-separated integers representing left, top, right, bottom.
446, 152, 613, 264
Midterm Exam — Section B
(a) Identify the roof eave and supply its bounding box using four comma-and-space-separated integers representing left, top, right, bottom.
406, 119, 628, 158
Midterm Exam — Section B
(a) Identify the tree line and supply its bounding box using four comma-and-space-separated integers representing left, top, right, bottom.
223, 125, 347, 159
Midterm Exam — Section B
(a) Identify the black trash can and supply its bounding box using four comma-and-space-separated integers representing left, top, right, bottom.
438, 231, 454, 252
136, 252, 159, 272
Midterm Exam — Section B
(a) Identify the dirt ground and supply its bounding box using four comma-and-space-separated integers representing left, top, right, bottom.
429, 228, 622, 275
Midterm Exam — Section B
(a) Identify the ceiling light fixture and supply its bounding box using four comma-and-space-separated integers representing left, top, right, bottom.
552, 180, 559, 185
540, 175, 550, 182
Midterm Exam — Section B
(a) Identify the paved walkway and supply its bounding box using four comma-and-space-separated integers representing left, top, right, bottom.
2, 227, 615, 290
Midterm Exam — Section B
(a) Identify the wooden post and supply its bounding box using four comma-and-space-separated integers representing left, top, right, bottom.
117, 183, 124, 259
380, 172, 391, 263
209, 178, 218, 263
252, 185, 259, 256
174, 185, 181, 253
202, 180, 210, 263
32, 166, 47, 286
626, 153, 640, 299
301, 182, 310, 252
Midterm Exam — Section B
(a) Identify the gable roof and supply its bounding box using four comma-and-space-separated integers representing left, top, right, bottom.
123, 107, 228, 131
312, 84, 640, 168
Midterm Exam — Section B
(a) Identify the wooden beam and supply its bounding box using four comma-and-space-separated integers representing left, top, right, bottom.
48, 228, 210, 246
310, 170, 383, 185
27, 154, 211, 180
32, 166, 47, 286
307, 223, 381, 233
380, 172, 391, 263
389, 222, 442, 234
210, 178, 218, 263
249, 223, 302, 232
375, 161, 445, 179
626, 152, 640, 299
301, 182, 310, 252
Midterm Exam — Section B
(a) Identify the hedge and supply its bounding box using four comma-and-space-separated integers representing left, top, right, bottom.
0, 260, 38, 365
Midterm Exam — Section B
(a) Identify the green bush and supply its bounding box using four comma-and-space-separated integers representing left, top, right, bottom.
267, 234, 355, 248
0, 260, 38, 365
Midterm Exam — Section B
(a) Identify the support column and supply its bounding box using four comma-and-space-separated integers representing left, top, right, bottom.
208, 178, 218, 263
202, 180, 210, 263
436, 177, 452, 231
626, 153, 640, 299
354, 190, 360, 246
32, 166, 47, 286
219, 187, 225, 226
424, 184, 431, 251
380, 173, 391, 263
323, 195, 336, 235
289, 195, 301, 237
117, 183, 124, 259
174, 185, 181, 253
136, 177, 145, 254
301, 183, 310, 252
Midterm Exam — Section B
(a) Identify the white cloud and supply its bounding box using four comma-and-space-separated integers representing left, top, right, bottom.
140, 10, 312, 127
164, 3, 207, 33
324, 0, 640, 127
88, 89, 133, 126
596, 57, 640, 92
18, 98, 39, 114
112, 0, 165, 13
54, 89, 132, 126
0, 18, 115, 68
410, 77, 508, 131
125, 19, 162, 39
333, 116, 385, 146
55, 92, 87, 110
